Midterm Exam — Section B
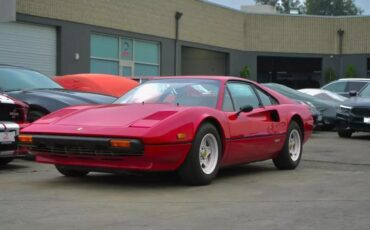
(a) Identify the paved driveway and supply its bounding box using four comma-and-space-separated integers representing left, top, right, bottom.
0, 132, 369, 230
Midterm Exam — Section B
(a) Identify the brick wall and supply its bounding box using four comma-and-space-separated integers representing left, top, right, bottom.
16, 0, 370, 54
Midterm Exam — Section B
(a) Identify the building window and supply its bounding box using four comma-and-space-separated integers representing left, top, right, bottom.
367, 58, 370, 77
90, 34, 160, 77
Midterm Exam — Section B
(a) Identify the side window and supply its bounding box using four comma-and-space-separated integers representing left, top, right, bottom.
347, 81, 367, 91
255, 87, 278, 106
227, 82, 260, 109
222, 88, 235, 112
324, 82, 346, 93
359, 84, 370, 97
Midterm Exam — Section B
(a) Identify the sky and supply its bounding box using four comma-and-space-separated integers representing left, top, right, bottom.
207, 0, 370, 15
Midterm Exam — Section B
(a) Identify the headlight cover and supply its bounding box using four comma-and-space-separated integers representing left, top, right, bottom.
338, 105, 352, 114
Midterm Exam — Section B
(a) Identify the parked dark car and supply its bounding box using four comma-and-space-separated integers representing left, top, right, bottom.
263, 83, 337, 129
0, 94, 29, 166
336, 83, 370, 138
322, 78, 370, 97
0, 65, 116, 121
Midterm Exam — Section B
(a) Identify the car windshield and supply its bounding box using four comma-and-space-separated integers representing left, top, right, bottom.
359, 84, 370, 97
114, 78, 220, 108
0, 67, 62, 92
263, 83, 334, 109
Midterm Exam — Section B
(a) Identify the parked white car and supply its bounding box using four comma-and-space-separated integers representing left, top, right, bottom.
298, 88, 347, 102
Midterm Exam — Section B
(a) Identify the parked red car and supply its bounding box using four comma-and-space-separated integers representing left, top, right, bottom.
0, 94, 29, 165
19, 76, 313, 185
54, 74, 139, 97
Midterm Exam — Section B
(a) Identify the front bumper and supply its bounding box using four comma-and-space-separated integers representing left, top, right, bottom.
20, 135, 192, 171
0, 121, 26, 158
336, 113, 370, 132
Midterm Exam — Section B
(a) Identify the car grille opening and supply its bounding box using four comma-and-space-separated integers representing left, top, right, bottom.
21, 135, 144, 157
0, 104, 24, 122
352, 107, 370, 117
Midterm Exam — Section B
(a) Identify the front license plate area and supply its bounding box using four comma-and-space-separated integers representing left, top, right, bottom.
0, 131, 16, 144
364, 117, 370, 124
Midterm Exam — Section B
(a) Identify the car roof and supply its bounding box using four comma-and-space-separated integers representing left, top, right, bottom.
336, 78, 370, 82
146, 76, 251, 83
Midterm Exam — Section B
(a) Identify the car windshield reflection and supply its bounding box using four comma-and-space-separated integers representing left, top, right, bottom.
114, 78, 220, 108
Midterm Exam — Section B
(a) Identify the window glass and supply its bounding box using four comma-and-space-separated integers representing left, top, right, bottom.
324, 81, 346, 93
135, 40, 159, 64
222, 89, 234, 112
255, 88, 275, 106
227, 82, 260, 109
135, 64, 159, 76
90, 59, 119, 75
115, 79, 220, 108
359, 84, 370, 97
0, 68, 62, 92
347, 81, 367, 91
120, 38, 133, 61
91, 34, 118, 59
122, 66, 132, 76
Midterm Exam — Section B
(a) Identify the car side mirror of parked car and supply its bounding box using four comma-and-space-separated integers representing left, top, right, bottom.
349, 90, 358, 97
229, 105, 253, 120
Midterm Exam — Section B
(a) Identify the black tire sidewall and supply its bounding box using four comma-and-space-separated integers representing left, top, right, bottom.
55, 165, 89, 177
0, 158, 13, 166
273, 121, 303, 170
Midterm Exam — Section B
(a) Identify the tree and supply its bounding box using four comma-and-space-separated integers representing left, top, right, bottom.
344, 64, 357, 78
255, 0, 305, 14
240, 65, 250, 79
324, 67, 336, 84
306, 0, 363, 16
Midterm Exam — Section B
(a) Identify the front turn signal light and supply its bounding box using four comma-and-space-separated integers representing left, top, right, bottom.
110, 139, 131, 148
18, 135, 33, 143
177, 133, 187, 140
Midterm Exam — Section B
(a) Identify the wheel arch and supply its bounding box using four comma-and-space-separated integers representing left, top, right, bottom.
197, 116, 226, 157
289, 114, 304, 140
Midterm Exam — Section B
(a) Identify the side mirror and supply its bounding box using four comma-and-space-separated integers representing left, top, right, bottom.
240, 105, 254, 113
349, 90, 357, 97
229, 105, 253, 120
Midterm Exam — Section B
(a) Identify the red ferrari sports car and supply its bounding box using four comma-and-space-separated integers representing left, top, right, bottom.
19, 76, 313, 185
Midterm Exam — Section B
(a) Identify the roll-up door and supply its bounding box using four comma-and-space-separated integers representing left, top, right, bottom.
0, 22, 56, 76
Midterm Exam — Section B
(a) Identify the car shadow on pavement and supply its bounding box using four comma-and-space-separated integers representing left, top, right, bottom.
216, 163, 276, 182
34, 162, 277, 189
0, 163, 29, 172
351, 133, 370, 140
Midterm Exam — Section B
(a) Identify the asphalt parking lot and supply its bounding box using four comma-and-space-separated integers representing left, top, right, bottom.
1, 132, 369, 230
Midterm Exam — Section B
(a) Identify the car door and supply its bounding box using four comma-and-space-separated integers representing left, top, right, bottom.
223, 81, 284, 165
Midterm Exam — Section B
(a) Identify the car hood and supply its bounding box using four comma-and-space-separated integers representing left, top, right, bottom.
6, 89, 115, 111
22, 104, 199, 143
342, 97, 370, 107
38, 104, 181, 127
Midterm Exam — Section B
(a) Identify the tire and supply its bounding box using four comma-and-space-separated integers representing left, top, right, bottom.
0, 158, 13, 166
178, 123, 221, 186
273, 121, 302, 170
338, 129, 353, 138
55, 165, 89, 177
28, 110, 47, 122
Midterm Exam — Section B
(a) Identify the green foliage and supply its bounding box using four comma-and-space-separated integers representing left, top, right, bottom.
255, 0, 305, 14
344, 64, 357, 78
306, 0, 363, 16
324, 67, 336, 84
240, 65, 250, 79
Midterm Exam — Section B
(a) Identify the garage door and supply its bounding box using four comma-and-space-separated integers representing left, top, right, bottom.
0, 22, 56, 77
181, 47, 227, 76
